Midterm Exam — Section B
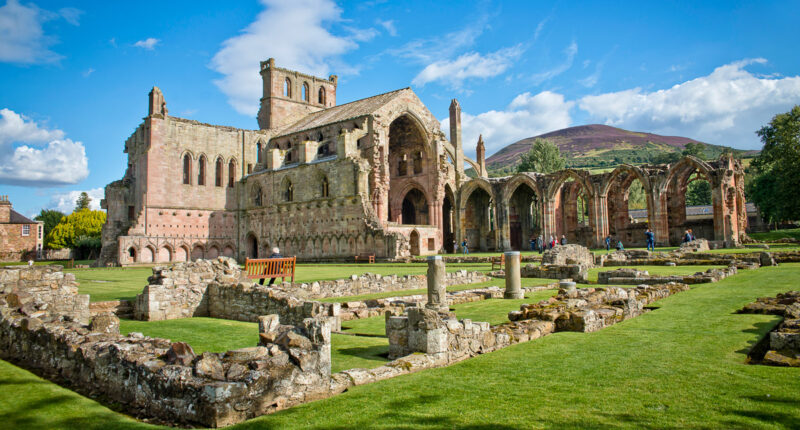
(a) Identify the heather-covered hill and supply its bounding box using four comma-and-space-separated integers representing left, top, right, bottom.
486, 124, 743, 174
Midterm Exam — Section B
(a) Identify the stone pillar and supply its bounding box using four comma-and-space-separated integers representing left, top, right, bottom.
426, 255, 448, 312
504, 251, 523, 299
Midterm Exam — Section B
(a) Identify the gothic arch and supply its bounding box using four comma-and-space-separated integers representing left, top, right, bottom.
459, 179, 495, 210
546, 169, 595, 201
600, 164, 652, 197
503, 173, 544, 203
157, 245, 172, 263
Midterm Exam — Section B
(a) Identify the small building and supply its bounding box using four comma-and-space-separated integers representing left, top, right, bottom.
0, 196, 44, 262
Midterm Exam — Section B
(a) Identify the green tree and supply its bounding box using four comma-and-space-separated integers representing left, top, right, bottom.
33, 209, 66, 241
44, 209, 106, 250
747, 105, 800, 223
682, 142, 707, 160
517, 139, 566, 174
627, 180, 647, 210
686, 179, 712, 206
75, 192, 91, 212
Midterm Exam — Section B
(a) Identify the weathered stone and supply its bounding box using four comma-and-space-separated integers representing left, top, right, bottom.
90, 313, 120, 334
165, 342, 196, 366
504, 251, 523, 299
195, 353, 225, 380
425, 256, 448, 312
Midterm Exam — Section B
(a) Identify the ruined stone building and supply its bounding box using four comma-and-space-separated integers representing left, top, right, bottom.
0, 196, 44, 262
99, 59, 747, 265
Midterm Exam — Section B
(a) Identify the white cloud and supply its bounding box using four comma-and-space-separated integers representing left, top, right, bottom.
441, 91, 574, 158
531, 41, 577, 85
378, 19, 396, 36
0, 108, 88, 186
210, 0, 366, 116
82, 67, 94, 78
578, 58, 800, 149
389, 14, 489, 64
133, 37, 159, 50
58, 7, 82, 26
0, 0, 62, 64
47, 187, 103, 213
412, 45, 523, 90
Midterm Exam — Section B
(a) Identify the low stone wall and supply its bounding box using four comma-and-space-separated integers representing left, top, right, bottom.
0, 265, 89, 324
508, 283, 690, 331
432, 255, 542, 264
597, 266, 738, 285
89, 299, 133, 319
542, 244, 595, 267
521, 263, 588, 283
598, 249, 799, 268
738, 291, 800, 367
271, 270, 489, 300
0, 292, 334, 427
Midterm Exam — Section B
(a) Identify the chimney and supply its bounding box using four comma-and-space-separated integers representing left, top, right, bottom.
0, 195, 11, 223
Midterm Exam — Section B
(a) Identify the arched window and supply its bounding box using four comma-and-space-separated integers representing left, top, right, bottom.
182, 154, 192, 185
228, 160, 236, 187
285, 180, 293, 202
302, 82, 309, 101
284, 78, 291, 97
317, 143, 331, 157
318, 87, 326, 105
251, 184, 262, 207
257, 142, 262, 164
321, 176, 329, 198
197, 155, 206, 186
215, 158, 223, 187
413, 151, 423, 174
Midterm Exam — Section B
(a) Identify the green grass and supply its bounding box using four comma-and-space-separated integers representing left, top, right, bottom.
0, 259, 93, 267
2, 265, 800, 428
118, 317, 388, 374
750, 228, 800, 242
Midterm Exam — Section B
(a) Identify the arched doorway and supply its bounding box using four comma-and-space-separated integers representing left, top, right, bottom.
665, 161, 715, 245
463, 186, 494, 251
387, 115, 432, 224
606, 169, 652, 246
508, 182, 540, 250
401, 188, 427, 225
409, 230, 420, 256
443, 186, 455, 253
246, 234, 258, 258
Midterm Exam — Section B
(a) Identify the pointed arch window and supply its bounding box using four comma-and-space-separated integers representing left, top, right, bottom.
285, 180, 293, 202
284, 78, 292, 97
302, 82, 309, 101
321, 176, 329, 198
215, 157, 223, 187
182, 154, 192, 185
228, 160, 236, 188
197, 155, 207, 186
257, 142, 262, 164
318, 87, 326, 105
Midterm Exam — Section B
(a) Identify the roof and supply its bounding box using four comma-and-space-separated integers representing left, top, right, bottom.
274, 88, 410, 138
6, 209, 37, 225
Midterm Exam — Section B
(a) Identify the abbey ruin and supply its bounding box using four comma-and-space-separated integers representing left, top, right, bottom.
98, 59, 748, 265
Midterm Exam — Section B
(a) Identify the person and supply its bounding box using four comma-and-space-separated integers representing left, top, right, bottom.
259, 247, 283, 286
645, 228, 655, 252
689, 228, 696, 241
560, 235, 567, 246
616, 239, 625, 251
529, 236, 536, 251
453, 241, 458, 254
27, 259, 34, 266
605, 235, 612, 253
548, 235, 554, 250
537, 235, 544, 254
683, 230, 692, 243
462, 239, 469, 255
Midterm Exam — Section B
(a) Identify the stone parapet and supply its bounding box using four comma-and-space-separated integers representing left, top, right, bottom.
0, 265, 89, 324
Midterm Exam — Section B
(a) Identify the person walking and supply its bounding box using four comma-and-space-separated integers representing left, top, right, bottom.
537, 235, 544, 254
461, 238, 469, 255
548, 235, 554, 250
683, 230, 692, 243
605, 235, 612, 253
645, 228, 655, 252
529, 236, 536, 251
259, 247, 283, 286
560, 235, 567, 246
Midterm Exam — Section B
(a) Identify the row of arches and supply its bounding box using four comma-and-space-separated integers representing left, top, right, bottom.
244, 232, 390, 259
283, 77, 326, 105
182, 153, 238, 187
124, 242, 236, 264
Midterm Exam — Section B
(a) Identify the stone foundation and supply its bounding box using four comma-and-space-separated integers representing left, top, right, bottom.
521, 263, 588, 283
0, 265, 89, 324
542, 244, 595, 267
597, 266, 738, 285
738, 291, 800, 367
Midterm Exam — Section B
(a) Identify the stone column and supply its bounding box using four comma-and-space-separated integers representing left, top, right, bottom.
504, 251, 523, 299
426, 255, 448, 312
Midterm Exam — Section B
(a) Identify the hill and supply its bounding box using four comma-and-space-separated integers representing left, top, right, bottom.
485, 124, 745, 175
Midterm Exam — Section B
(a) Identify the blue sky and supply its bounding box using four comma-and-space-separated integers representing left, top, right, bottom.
1, 0, 799, 217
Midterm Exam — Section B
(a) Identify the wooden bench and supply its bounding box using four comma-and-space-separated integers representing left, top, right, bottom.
245, 257, 296, 283
354, 253, 375, 264
491, 254, 505, 271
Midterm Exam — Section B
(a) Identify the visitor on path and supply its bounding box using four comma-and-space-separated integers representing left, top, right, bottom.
462, 239, 469, 255
689, 228, 696, 241
551, 237, 557, 249
560, 235, 567, 245
645, 228, 655, 252
529, 236, 536, 251
605, 235, 612, 253
548, 235, 554, 249
616, 240, 625, 251
453, 241, 458, 254
537, 235, 544, 254
683, 230, 692, 243
259, 247, 283, 286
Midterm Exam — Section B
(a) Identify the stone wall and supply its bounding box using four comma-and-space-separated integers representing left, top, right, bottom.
521, 263, 588, 283
0, 265, 89, 324
738, 291, 800, 367
597, 266, 739, 285
89, 300, 134, 319
541, 244, 595, 267
271, 270, 489, 300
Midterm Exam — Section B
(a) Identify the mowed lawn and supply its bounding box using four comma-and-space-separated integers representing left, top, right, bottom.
1, 264, 800, 428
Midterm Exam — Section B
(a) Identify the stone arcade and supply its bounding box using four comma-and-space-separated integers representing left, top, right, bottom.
98, 59, 748, 265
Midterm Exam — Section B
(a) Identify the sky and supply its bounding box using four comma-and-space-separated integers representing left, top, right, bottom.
1, 0, 799, 217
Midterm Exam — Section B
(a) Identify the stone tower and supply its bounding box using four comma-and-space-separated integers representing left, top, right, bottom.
257, 58, 338, 130
148, 87, 167, 118
476, 134, 487, 177
449, 99, 464, 174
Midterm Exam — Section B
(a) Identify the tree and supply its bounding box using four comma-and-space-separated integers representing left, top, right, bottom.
627, 180, 647, 210
746, 105, 800, 223
44, 209, 106, 250
517, 139, 566, 174
686, 179, 712, 206
682, 142, 707, 160
75, 192, 91, 212
33, 209, 66, 241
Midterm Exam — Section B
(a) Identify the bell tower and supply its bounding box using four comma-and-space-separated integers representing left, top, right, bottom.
257, 58, 338, 130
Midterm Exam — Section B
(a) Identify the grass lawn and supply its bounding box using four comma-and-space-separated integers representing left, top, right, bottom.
2, 264, 800, 428
118, 317, 388, 374
587, 264, 725, 283
750, 228, 800, 242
